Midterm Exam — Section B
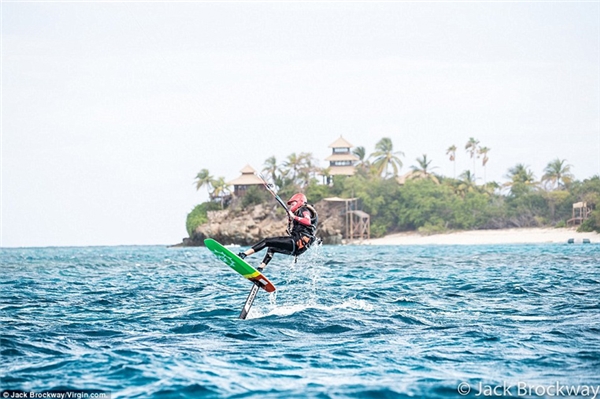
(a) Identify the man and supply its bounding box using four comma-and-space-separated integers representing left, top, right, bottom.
238, 193, 318, 270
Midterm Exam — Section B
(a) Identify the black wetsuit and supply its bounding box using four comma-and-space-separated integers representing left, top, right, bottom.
250, 205, 318, 267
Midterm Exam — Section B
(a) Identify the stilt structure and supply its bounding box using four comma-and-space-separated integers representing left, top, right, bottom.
567, 202, 591, 227
347, 209, 370, 242
324, 197, 370, 243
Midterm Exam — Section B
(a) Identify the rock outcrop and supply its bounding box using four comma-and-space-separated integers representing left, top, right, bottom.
181, 200, 345, 246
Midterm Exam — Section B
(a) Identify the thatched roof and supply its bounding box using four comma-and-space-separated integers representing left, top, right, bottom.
328, 165, 356, 176
328, 135, 354, 149
324, 197, 358, 202
227, 164, 263, 186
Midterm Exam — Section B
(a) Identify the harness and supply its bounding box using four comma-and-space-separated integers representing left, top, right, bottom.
292, 204, 318, 252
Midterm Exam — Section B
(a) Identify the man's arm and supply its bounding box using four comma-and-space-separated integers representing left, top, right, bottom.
288, 209, 311, 226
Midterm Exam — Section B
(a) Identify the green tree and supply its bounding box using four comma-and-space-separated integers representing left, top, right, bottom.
465, 137, 480, 178
211, 177, 231, 208
542, 158, 574, 190
305, 179, 331, 204
504, 164, 537, 196
543, 190, 573, 223
370, 137, 404, 178
241, 185, 270, 209
194, 169, 213, 197
478, 146, 491, 183
353, 146, 367, 163
456, 170, 478, 197
392, 179, 454, 231
446, 145, 457, 179
262, 156, 278, 184
297, 152, 319, 188
283, 153, 301, 180
572, 176, 600, 232
188, 142, 598, 239
186, 201, 221, 236
353, 146, 371, 175
408, 154, 440, 184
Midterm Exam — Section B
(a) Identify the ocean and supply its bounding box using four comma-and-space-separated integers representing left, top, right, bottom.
1, 243, 599, 398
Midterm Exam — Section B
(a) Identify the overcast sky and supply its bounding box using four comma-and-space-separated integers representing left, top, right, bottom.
2, 1, 599, 248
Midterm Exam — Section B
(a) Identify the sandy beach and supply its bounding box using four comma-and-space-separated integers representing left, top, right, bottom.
364, 227, 599, 246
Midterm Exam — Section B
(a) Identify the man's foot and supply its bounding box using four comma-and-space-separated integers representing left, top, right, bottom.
237, 252, 247, 260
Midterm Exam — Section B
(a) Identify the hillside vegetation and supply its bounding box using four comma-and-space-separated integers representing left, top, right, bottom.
189, 137, 600, 239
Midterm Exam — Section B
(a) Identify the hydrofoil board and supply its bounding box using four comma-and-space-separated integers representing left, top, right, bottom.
204, 238, 276, 293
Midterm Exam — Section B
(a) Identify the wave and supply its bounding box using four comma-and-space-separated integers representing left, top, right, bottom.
3, 244, 600, 398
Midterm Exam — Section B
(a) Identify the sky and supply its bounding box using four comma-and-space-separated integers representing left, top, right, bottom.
1, 1, 599, 248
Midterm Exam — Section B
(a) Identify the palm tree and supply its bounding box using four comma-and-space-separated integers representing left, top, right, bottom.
446, 145, 457, 179
262, 156, 279, 186
542, 158, 574, 190
283, 152, 303, 184
408, 154, 440, 184
454, 170, 477, 197
297, 152, 318, 188
194, 169, 213, 197
352, 146, 370, 175
465, 137, 480, 178
478, 146, 491, 183
504, 163, 537, 195
506, 164, 536, 184
370, 137, 405, 178
481, 181, 500, 196
210, 177, 231, 208
321, 166, 332, 185
353, 146, 367, 164
282, 152, 317, 188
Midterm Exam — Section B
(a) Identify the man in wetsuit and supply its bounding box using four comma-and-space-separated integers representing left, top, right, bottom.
238, 193, 318, 271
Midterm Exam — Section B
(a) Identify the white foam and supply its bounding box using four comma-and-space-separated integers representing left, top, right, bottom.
246, 298, 374, 319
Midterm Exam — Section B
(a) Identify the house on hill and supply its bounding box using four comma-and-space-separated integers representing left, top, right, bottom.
325, 136, 359, 178
228, 165, 264, 197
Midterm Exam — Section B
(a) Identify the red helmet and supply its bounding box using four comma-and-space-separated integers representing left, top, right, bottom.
287, 193, 307, 213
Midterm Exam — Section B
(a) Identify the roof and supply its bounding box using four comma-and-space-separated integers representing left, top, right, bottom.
328, 135, 354, 149
324, 197, 358, 202
239, 164, 256, 174
325, 153, 359, 162
328, 165, 356, 176
228, 164, 263, 186
228, 174, 263, 185
348, 210, 370, 218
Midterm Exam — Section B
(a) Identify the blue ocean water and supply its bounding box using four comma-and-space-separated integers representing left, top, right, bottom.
1, 243, 599, 398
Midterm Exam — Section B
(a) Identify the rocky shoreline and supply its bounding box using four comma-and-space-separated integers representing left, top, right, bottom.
175, 201, 599, 247
178, 200, 347, 247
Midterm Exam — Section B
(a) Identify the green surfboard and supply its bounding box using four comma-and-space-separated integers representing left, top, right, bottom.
204, 238, 276, 293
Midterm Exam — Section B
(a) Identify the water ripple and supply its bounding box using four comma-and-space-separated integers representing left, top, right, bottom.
2, 244, 599, 398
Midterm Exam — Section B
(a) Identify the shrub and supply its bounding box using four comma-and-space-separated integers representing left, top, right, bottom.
241, 186, 270, 209
578, 210, 600, 233
186, 202, 221, 236
418, 221, 447, 235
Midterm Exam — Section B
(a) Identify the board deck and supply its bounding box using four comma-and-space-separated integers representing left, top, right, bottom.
204, 238, 276, 293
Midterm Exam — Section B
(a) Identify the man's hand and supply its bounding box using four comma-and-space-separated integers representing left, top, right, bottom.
287, 210, 295, 220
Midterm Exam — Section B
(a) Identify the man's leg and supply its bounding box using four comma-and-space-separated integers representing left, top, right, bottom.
258, 249, 275, 271
239, 236, 294, 266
